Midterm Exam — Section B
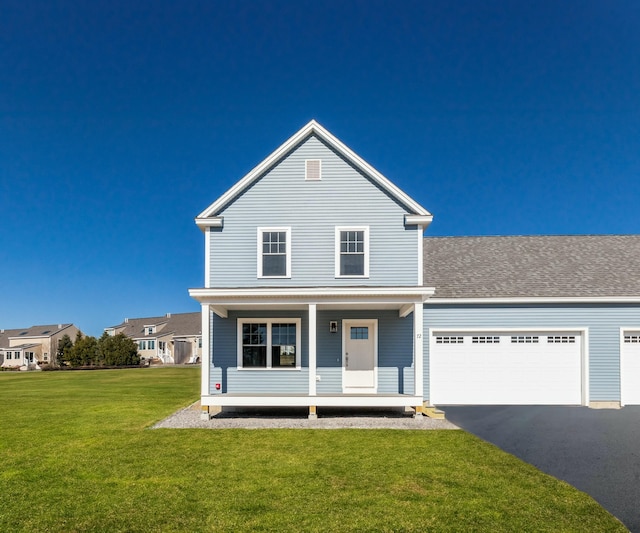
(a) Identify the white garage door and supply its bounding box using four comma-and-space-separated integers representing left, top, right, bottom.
621, 331, 640, 405
430, 331, 583, 405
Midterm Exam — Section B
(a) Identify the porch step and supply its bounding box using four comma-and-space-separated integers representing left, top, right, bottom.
422, 406, 446, 420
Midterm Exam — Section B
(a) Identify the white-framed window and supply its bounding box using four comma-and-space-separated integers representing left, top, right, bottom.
335, 226, 369, 278
158, 341, 166, 353
138, 340, 147, 350
237, 318, 301, 369
257, 227, 291, 278
146, 326, 155, 335
148, 340, 155, 350
305, 159, 321, 180
6, 352, 11, 360
198, 337, 202, 348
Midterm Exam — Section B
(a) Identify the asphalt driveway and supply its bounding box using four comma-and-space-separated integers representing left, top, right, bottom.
442, 406, 640, 532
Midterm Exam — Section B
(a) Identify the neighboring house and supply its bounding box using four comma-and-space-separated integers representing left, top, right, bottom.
190, 120, 640, 418
105, 312, 202, 364
0, 324, 80, 369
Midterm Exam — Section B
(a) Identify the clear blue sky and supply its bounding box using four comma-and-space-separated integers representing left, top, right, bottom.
2, 1, 639, 336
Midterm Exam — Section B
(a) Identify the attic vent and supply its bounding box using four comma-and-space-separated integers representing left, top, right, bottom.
305, 159, 321, 180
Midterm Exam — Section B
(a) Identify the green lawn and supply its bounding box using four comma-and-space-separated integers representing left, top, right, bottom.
0, 368, 625, 532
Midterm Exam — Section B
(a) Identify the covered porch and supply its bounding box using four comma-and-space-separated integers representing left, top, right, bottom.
189, 286, 434, 419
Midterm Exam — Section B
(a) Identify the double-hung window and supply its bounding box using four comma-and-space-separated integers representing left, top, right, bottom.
335, 226, 369, 277
258, 227, 291, 278
238, 318, 301, 369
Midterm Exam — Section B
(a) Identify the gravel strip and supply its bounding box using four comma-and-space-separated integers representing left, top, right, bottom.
152, 403, 459, 430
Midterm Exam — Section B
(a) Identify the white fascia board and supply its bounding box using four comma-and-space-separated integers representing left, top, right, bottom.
189, 286, 435, 301
195, 217, 223, 232
197, 120, 432, 219
425, 296, 640, 305
430, 326, 588, 334
404, 214, 433, 227
201, 394, 424, 408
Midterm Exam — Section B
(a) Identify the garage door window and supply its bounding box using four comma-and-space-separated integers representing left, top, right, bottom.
436, 336, 464, 344
548, 335, 575, 343
624, 335, 640, 343
511, 336, 539, 343
472, 336, 500, 344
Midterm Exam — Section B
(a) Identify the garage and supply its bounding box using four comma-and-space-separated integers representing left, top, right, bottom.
621, 330, 640, 405
429, 330, 584, 405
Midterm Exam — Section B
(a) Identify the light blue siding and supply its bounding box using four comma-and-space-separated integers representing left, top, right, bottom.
210, 310, 308, 394
210, 309, 415, 395
423, 303, 640, 402
209, 135, 419, 287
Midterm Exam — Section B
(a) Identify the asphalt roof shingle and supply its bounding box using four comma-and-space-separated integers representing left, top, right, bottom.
424, 235, 640, 299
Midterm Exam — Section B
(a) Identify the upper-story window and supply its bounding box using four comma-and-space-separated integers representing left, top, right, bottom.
146, 326, 155, 335
258, 227, 291, 278
335, 226, 369, 278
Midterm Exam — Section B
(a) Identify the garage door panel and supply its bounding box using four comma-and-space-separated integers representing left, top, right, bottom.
431, 332, 582, 405
621, 331, 640, 405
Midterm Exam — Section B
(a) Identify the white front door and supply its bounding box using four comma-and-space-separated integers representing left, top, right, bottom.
343, 320, 377, 393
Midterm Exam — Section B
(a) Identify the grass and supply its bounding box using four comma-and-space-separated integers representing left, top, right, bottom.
0, 368, 626, 532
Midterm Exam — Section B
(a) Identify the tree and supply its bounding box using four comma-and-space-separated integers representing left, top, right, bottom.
66, 333, 98, 367
97, 332, 140, 366
56, 334, 73, 366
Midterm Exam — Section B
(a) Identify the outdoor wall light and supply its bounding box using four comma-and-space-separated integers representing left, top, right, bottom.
329, 321, 338, 333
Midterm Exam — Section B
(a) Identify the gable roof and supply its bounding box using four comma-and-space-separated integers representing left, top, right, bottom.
196, 120, 432, 227
0, 324, 73, 349
108, 312, 201, 339
424, 235, 640, 299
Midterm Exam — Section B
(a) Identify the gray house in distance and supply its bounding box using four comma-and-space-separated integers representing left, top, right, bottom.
190, 120, 640, 418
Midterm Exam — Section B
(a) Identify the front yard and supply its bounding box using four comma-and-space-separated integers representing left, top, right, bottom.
0, 368, 625, 532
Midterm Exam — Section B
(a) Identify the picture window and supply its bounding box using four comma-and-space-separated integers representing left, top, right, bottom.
238, 319, 301, 369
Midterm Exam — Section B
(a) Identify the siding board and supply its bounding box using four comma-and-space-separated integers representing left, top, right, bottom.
209, 136, 419, 287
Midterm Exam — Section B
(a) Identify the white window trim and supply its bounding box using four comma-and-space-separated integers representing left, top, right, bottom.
237, 318, 302, 370
335, 226, 370, 278
257, 227, 291, 279
305, 159, 322, 180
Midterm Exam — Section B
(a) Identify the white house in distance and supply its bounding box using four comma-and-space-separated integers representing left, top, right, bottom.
190, 120, 640, 419
0, 324, 80, 369
105, 312, 202, 364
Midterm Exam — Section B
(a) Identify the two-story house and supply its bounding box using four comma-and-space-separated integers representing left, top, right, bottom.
105, 312, 202, 364
191, 120, 640, 418
0, 324, 80, 369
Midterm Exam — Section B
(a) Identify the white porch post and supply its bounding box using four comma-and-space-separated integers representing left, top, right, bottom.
201, 304, 211, 398
413, 302, 424, 399
308, 303, 317, 397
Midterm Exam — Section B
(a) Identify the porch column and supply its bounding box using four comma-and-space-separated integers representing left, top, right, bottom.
308, 303, 317, 396
201, 304, 211, 397
413, 302, 424, 398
